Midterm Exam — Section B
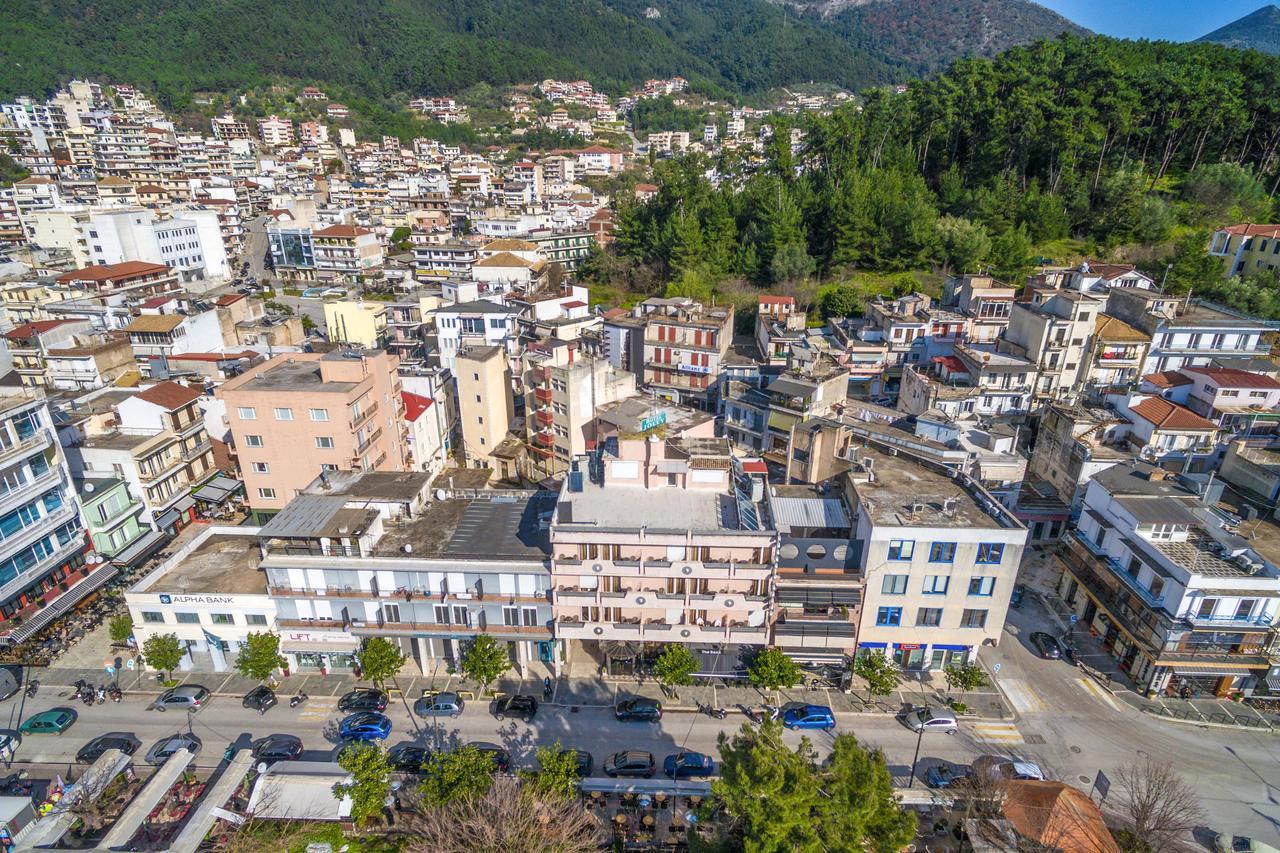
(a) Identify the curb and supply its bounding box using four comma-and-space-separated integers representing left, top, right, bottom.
1138, 705, 1278, 734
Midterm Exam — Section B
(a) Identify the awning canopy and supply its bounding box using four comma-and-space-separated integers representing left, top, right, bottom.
690, 644, 748, 678
155, 508, 180, 529
777, 586, 860, 606
172, 494, 197, 514
110, 529, 170, 567
601, 640, 642, 662
192, 475, 243, 505
5, 563, 118, 645
281, 639, 360, 654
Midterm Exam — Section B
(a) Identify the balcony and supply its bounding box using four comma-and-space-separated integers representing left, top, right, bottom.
534, 431, 554, 448
0, 465, 64, 519
352, 619, 551, 639
534, 410, 554, 427
553, 618, 766, 643
0, 538, 86, 606
0, 429, 53, 468
182, 439, 212, 462
1183, 611, 1276, 630
1072, 531, 1167, 610
355, 427, 384, 455
532, 366, 550, 384
350, 402, 379, 432
534, 387, 553, 403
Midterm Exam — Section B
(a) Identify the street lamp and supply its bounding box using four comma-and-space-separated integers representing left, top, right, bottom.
906, 705, 925, 788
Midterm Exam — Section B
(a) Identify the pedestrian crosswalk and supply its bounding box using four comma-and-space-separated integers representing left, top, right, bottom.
297, 696, 337, 722
968, 721, 1024, 743
999, 678, 1046, 714
1075, 676, 1120, 711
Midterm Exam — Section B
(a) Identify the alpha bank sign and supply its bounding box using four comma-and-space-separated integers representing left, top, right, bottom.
158, 594, 237, 605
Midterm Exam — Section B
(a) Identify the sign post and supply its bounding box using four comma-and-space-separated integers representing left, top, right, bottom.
1088, 769, 1111, 802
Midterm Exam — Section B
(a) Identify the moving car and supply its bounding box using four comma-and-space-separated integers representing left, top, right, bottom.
250, 734, 303, 764
338, 689, 389, 713
604, 750, 656, 778
901, 707, 959, 735
781, 705, 836, 731
152, 685, 210, 712
388, 744, 431, 774
558, 748, 593, 777
1029, 632, 1063, 660
414, 692, 464, 718
20, 709, 76, 735
925, 762, 973, 789
492, 695, 538, 722
614, 697, 662, 722
242, 686, 277, 715
76, 733, 139, 763
663, 751, 715, 779
466, 743, 511, 773
339, 712, 392, 742
145, 733, 201, 766
973, 755, 1045, 781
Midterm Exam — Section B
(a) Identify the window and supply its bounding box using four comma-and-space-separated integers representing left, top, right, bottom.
875, 607, 902, 626
887, 540, 914, 561
211, 613, 234, 625
141, 611, 165, 624
258, 487, 277, 499
923, 575, 950, 595
315, 436, 334, 449
252, 462, 269, 474
961, 609, 988, 629
175, 612, 200, 624
929, 542, 956, 563
246, 614, 268, 626
309, 408, 329, 421
321, 463, 338, 471
916, 607, 943, 627
1197, 598, 1217, 618
881, 574, 908, 595
237, 407, 257, 420
274, 407, 293, 421
968, 576, 996, 596
245, 434, 263, 448
976, 543, 1005, 564
1237, 599, 1258, 620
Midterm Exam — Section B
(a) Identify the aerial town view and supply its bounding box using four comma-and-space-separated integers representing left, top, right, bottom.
0, 0, 1279, 850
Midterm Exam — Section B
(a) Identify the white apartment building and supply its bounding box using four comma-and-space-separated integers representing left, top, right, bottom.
257, 115, 295, 148
431, 300, 520, 371
79, 208, 228, 281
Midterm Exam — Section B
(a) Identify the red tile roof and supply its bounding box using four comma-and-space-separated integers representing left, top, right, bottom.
1143, 371, 1193, 389
758, 295, 795, 306
56, 261, 170, 284
1129, 396, 1217, 431
2, 319, 78, 340
932, 355, 969, 374
1180, 366, 1280, 390
1221, 223, 1280, 239
561, 300, 587, 309
140, 294, 179, 309
137, 380, 203, 411
402, 391, 434, 423
214, 294, 245, 307
312, 224, 372, 238
740, 460, 768, 475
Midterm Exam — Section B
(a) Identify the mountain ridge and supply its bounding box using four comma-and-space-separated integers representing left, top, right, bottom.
1197, 5, 1280, 54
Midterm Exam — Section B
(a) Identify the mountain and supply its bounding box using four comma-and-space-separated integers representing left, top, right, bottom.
0, 0, 1085, 105
1197, 5, 1280, 54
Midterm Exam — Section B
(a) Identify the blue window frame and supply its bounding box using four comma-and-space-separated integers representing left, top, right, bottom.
929, 542, 956, 563
923, 575, 950, 595
976, 543, 1005, 565
887, 540, 914, 561
876, 607, 902, 627
968, 576, 996, 596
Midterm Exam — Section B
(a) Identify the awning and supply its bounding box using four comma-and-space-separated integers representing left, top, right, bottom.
110, 529, 170, 567
601, 640, 642, 661
858, 641, 887, 649
172, 495, 197, 514
1172, 668, 1252, 677
767, 410, 800, 432
691, 644, 747, 678
5, 563, 118, 644
192, 475, 243, 505
281, 639, 360, 654
155, 508, 180, 529
931, 644, 971, 651
777, 587, 860, 606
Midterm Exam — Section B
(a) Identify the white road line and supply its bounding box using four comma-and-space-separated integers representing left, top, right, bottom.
1076, 677, 1120, 711
968, 722, 1023, 742
998, 678, 1046, 714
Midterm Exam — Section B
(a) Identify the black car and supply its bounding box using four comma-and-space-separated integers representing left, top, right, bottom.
338, 689, 389, 713
466, 743, 511, 773
604, 750, 656, 778
388, 744, 431, 774
492, 695, 538, 722
250, 734, 303, 764
615, 697, 662, 722
76, 733, 139, 764
559, 748, 593, 777
242, 686, 277, 715
1029, 631, 1063, 659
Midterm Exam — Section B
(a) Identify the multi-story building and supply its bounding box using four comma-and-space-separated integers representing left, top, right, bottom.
324, 300, 388, 349
639, 298, 734, 410
431, 300, 520, 371
45, 333, 136, 392
2, 319, 93, 387
550, 438, 774, 674
312, 225, 383, 277
76, 474, 152, 562
217, 352, 409, 515
722, 357, 848, 458
898, 344, 1036, 420
456, 346, 515, 470
1003, 289, 1103, 401
522, 349, 636, 479
210, 114, 251, 141
1084, 314, 1151, 401
1106, 289, 1277, 374
1209, 224, 1280, 278
55, 261, 177, 296
851, 447, 1028, 669
1057, 461, 1280, 697
943, 275, 1015, 345
257, 115, 295, 148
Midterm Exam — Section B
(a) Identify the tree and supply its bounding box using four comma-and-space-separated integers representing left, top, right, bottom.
713, 720, 822, 852
300, 315, 316, 333
1161, 230, 1223, 295
987, 224, 1034, 282
108, 615, 134, 646
1113, 757, 1204, 853
233, 631, 286, 682
943, 661, 988, 707
333, 742, 391, 827
815, 282, 861, 319
356, 637, 408, 686
851, 653, 901, 704
747, 647, 803, 694
935, 215, 990, 275
459, 634, 511, 696
142, 633, 184, 681
523, 740, 581, 801
818, 735, 917, 853
418, 744, 497, 807
1181, 162, 1270, 225
651, 643, 699, 697
405, 778, 597, 853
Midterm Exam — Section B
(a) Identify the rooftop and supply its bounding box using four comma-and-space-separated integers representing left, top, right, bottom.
231, 358, 357, 394
260, 496, 379, 540
373, 493, 556, 560
306, 470, 432, 503
132, 532, 265, 595
850, 447, 1016, 530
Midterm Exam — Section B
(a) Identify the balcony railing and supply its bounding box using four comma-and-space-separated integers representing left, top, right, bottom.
1182, 611, 1276, 629
534, 387, 553, 403
1072, 531, 1167, 610
0, 429, 53, 468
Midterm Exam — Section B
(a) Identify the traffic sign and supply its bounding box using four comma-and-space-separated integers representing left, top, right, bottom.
1070, 614, 1079, 624
993, 663, 1002, 673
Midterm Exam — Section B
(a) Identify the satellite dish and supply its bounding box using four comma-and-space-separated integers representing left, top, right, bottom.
435, 488, 447, 500
403, 544, 413, 554
83, 483, 95, 493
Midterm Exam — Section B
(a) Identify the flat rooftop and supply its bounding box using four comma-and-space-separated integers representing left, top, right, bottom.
373, 493, 556, 560
306, 471, 432, 503
240, 359, 357, 394
132, 532, 265, 595
850, 447, 1010, 529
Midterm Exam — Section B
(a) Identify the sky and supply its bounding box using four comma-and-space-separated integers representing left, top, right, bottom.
1036, 0, 1272, 41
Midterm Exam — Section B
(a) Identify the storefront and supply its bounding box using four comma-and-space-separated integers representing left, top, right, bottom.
861, 641, 971, 671
279, 632, 360, 674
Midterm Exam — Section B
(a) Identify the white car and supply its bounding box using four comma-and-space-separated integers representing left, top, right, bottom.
1216, 835, 1280, 853
973, 754, 1045, 781
902, 707, 958, 735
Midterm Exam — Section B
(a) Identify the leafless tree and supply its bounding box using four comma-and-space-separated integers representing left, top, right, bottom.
402, 777, 602, 853
1113, 758, 1203, 853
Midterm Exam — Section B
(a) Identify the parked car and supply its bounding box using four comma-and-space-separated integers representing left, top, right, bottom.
76, 733, 139, 763
144, 733, 201, 766
242, 686, 277, 715
414, 691, 464, 718
781, 705, 836, 731
604, 750, 656, 778
558, 748, 593, 777
465, 743, 511, 773
492, 695, 538, 722
338, 689, 389, 713
152, 685, 210, 712
973, 754, 1045, 781
339, 712, 392, 742
663, 751, 715, 779
20, 709, 76, 735
900, 707, 958, 735
1029, 632, 1063, 660
388, 744, 431, 774
1009, 584, 1026, 609
250, 734, 303, 764
926, 762, 974, 789
614, 697, 662, 722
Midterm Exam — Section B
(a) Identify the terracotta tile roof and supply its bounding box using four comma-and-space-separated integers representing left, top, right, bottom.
137, 380, 203, 411
1003, 781, 1120, 853
140, 294, 179, 309
311, 224, 372, 238
474, 251, 534, 269
1095, 314, 1149, 343
1143, 371, 1193, 389
1221, 223, 1280, 239
125, 314, 185, 334
1129, 396, 1218, 431
483, 238, 538, 252
214, 294, 245, 307
1084, 262, 1141, 280
56, 261, 170, 284
758, 295, 795, 306
402, 391, 434, 423
561, 300, 587, 309
1180, 366, 1280, 390
3, 319, 78, 340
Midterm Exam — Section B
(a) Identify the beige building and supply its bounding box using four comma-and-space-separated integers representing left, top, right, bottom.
324, 300, 388, 349
456, 346, 514, 469
639, 297, 734, 409
524, 345, 636, 479
217, 352, 409, 516
1003, 289, 1103, 401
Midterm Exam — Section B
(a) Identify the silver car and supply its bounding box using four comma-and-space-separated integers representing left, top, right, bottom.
151, 685, 210, 712
414, 691, 464, 718
144, 733, 201, 766
902, 707, 958, 735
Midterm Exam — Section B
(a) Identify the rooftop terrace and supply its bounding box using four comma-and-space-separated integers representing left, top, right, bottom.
132, 531, 266, 595
850, 447, 1018, 530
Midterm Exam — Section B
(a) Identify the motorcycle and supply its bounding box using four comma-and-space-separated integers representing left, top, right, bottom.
289, 691, 308, 708
24, 680, 37, 699
95, 686, 106, 705
71, 679, 90, 701
108, 685, 122, 703
0, 772, 30, 797
697, 702, 728, 720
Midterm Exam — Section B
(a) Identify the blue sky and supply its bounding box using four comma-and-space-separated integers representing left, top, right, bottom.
1037, 0, 1271, 41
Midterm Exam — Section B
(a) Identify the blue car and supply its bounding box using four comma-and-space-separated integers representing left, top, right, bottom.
339, 711, 392, 742
663, 751, 715, 779
781, 705, 836, 731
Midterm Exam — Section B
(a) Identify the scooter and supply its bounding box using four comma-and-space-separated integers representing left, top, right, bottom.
289, 691, 308, 708
24, 680, 37, 699
95, 686, 106, 705
697, 702, 728, 720
108, 685, 122, 703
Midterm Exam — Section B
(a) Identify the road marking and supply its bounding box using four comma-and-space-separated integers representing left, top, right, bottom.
1076, 677, 1120, 711
968, 722, 1023, 743
297, 697, 338, 721
999, 679, 1045, 714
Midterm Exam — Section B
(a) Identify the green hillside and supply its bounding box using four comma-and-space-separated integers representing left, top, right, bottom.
1197, 4, 1280, 55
